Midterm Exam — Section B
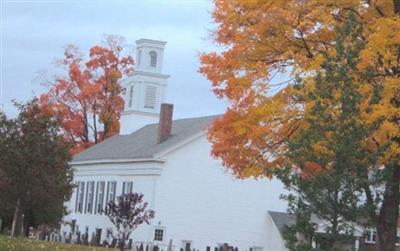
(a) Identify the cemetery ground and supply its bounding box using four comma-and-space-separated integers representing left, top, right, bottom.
0, 235, 112, 251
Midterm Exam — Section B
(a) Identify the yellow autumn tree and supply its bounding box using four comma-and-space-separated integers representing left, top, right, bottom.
200, 1, 400, 250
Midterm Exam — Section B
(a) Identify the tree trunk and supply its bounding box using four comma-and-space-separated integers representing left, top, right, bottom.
377, 164, 400, 251
93, 107, 98, 144
118, 238, 125, 251
24, 223, 30, 238
11, 198, 22, 237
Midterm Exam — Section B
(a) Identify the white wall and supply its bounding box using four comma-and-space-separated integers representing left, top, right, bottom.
62, 161, 163, 242
265, 213, 289, 251
62, 135, 288, 250
120, 111, 159, 135
153, 135, 287, 250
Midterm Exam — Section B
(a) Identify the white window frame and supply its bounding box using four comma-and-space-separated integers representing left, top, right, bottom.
365, 228, 377, 244
364, 228, 400, 245
149, 51, 157, 67
95, 181, 105, 214
154, 227, 165, 242
85, 181, 95, 214
106, 181, 117, 204
75, 182, 85, 213
122, 181, 133, 195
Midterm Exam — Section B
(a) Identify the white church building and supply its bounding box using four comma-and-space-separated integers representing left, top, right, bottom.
61, 39, 288, 251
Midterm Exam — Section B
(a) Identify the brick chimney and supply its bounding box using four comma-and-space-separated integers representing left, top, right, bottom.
158, 103, 174, 143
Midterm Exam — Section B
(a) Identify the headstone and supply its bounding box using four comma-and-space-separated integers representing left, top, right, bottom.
167, 239, 173, 251
95, 228, 102, 246
111, 238, 117, 248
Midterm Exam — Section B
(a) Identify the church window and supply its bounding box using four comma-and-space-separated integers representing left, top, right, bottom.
129, 85, 134, 108
95, 181, 105, 214
122, 181, 133, 195
85, 181, 95, 214
75, 182, 85, 213
106, 181, 117, 204
149, 51, 157, 67
144, 85, 157, 109
154, 228, 164, 241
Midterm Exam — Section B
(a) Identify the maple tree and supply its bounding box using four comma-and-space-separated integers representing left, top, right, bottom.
39, 35, 134, 154
200, 1, 400, 251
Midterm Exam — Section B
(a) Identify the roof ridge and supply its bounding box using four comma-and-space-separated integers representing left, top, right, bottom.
268, 210, 288, 214
147, 114, 221, 126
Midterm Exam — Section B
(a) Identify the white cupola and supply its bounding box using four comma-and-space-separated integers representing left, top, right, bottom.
120, 39, 169, 135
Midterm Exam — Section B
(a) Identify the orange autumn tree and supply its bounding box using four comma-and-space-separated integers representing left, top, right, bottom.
40, 35, 133, 154
200, 1, 400, 251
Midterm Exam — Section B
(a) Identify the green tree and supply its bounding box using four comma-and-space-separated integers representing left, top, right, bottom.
278, 12, 380, 251
0, 100, 73, 236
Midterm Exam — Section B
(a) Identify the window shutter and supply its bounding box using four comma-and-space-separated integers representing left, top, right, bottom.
129, 86, 134, 108
149, 51, 157, 67
79, 182, 85, 213
144, 85, 157, 109
128, 181, 133, 193
106, 182, 110, 206
95, 182, 99, 214
99, 181, 105, 214
75, 183, 80, 213
112, 181, 117, 201
84, 181, 89, 213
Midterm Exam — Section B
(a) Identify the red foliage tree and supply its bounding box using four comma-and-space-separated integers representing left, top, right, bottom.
40, 35, 133, 154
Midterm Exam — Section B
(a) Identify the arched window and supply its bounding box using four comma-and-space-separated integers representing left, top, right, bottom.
137, 50, 142, 66
149, 51, 157, 67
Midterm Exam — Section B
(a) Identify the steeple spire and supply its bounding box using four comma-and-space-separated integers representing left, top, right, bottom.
120, 39, 169, 135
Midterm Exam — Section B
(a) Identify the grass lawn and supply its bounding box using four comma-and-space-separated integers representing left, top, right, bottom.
0, 235, 114, 251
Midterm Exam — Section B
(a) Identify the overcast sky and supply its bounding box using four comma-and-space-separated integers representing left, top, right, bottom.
1, 0, 227, 119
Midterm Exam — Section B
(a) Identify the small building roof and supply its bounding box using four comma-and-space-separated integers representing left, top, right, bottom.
268, 211, 295, 235
72, 115, 219, 163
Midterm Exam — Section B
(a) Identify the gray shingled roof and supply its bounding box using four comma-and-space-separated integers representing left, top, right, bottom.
72, 115, 219, 163
268, 211, 295, 235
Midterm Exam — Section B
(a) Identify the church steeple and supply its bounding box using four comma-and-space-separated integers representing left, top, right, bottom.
120, 39, 169, 135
